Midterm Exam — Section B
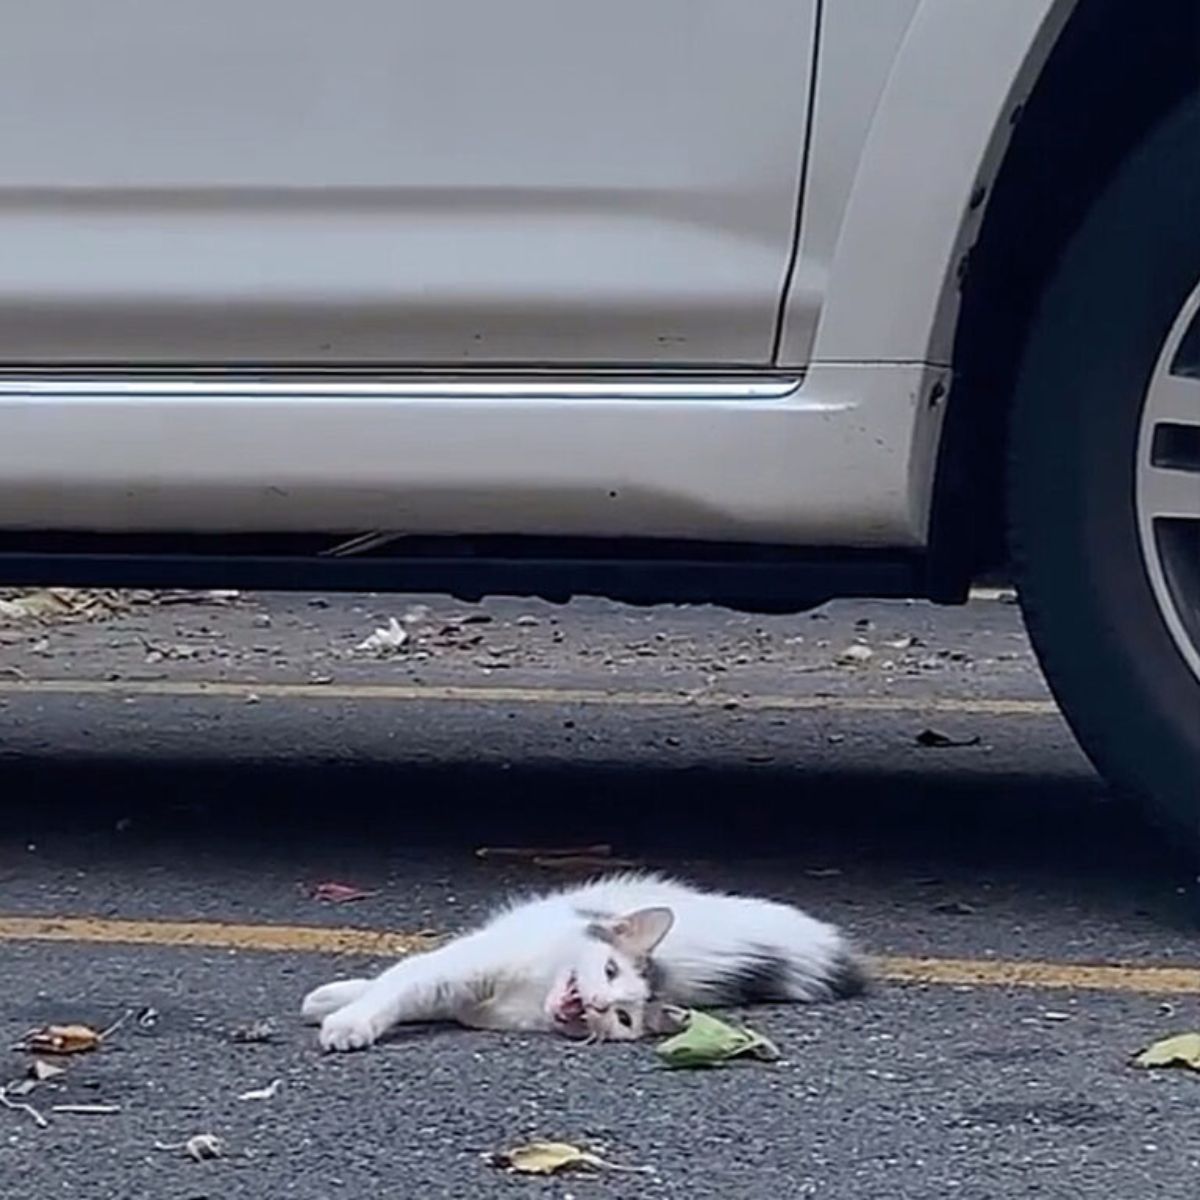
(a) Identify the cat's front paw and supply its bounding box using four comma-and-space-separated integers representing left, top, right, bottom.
319, 1005, 381, 1052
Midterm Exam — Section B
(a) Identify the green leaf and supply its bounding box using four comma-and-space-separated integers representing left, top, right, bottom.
654, 1009, 780, 1069
1134, 1032, 1200, 1069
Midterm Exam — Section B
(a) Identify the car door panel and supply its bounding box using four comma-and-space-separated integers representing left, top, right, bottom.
0, 0, 816, 366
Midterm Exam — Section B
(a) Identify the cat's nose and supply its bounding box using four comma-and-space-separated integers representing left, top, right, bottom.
587, 1001, 610, 1014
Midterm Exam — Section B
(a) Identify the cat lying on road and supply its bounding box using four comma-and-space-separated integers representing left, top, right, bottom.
302, 872, 866, 1052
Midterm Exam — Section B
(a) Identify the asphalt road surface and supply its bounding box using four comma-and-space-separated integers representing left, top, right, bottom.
1, 587, 1199, 1199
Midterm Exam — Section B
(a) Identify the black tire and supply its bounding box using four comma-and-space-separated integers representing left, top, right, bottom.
1008, 91, 1200, 848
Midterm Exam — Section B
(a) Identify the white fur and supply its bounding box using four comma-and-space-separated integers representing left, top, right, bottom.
302, 872, 862, 1052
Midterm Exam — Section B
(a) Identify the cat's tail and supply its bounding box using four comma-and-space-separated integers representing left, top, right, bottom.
663, 907, 870, 1007
821, 941, 870, 1000
300, 978, 372, 1024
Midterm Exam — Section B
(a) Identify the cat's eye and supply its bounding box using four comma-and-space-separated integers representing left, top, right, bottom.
605, 958, 619, 981
616, 1008, 633, 1029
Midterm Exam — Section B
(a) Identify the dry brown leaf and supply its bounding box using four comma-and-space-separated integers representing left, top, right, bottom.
17, 1024, 101, 1056
308, 881, 378, 903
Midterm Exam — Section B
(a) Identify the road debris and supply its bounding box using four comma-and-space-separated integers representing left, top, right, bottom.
655, 1009, 780, 1069
231, 1018, 279, 1045
475, 843, 613, 861
308, 881, 378, 904
475, 843, 636, 871
50, 1104, 122, 1115
155, 1133, 225, 1162
355, 617, 408, 655
915, 728, 982, 748
0, 1085, 49, 1128
836, 644, 874, 666
0, 588, 128, 623
238, 1079, 282, 1101
29, 1060, 66, 1082
531, 855, 638, 871
487, 1140, 651, 1177
0, 586, 238, 624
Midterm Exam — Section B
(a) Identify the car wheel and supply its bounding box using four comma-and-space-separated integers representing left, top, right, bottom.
1008, 91, 1200, 847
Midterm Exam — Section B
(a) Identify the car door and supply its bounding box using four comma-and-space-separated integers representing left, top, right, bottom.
0, 0, 817, 367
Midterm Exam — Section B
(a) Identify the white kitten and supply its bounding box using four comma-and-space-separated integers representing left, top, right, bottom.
301, 872, 866, 1052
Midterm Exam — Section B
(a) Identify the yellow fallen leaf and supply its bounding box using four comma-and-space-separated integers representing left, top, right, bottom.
490, 1141, 603, 1175
18, 1024, 101, 1056
1134, 1032, 1200, 1069
488, 1141, 650, 1177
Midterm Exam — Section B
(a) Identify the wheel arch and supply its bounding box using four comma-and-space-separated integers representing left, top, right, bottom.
925, 0, 1200, 599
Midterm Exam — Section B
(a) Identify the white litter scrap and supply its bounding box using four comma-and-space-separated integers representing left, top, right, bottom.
355, 617, 408, 655
836, 643, 874, 665
238, 1079, 282, 1102
155, 1133, 224, 1161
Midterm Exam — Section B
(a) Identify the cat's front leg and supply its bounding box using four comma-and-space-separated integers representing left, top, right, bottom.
317, 939, 485, 1051
320, 995, 389, 1052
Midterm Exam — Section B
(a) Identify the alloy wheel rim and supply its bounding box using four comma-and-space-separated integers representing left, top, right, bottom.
1135, 279, 1200, 685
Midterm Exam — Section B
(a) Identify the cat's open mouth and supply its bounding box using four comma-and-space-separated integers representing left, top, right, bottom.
551, 973, 589, 1037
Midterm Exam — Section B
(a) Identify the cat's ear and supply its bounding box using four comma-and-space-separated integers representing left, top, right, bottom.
608, 906, 673, 956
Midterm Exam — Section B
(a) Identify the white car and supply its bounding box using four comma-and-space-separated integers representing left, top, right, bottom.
0, 3, 1196, 840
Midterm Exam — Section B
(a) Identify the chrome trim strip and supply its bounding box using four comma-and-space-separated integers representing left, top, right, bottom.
0, 376, 803, 401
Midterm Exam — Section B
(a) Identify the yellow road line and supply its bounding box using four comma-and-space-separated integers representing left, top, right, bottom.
879, 955, 1200, 995
0, 915, 435, 957
0, 677, 1059, 716
0, 915, 1193, 995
